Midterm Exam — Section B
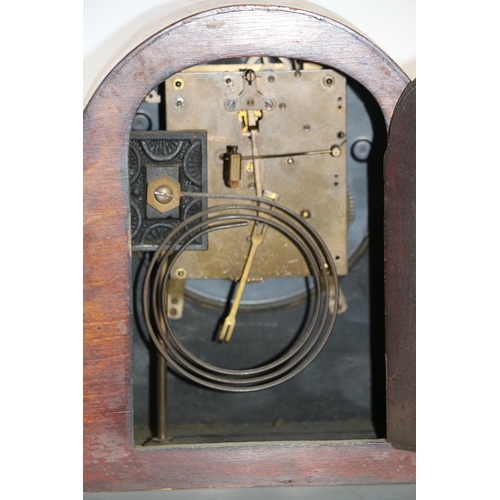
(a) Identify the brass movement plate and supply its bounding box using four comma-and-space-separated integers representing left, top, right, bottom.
165, 66, 347, 279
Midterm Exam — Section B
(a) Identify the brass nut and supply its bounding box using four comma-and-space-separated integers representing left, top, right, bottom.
147, 176, 181, 213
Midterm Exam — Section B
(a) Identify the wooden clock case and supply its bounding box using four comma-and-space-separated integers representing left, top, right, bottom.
84, 1, 416, 492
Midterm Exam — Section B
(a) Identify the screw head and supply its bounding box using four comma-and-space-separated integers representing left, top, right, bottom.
287, 158, 294, 165
301, 210, 311, 219
303, 124, 311, 132
244, 69, 256, 83
224, 76, 233, 87
175, 268, 187, 279
175, 98, 184, 108
331, 146, 341, 157
154, 185, 174, 204
226, 99, 236, 111
173, 79, 184, 89
323, 76, 335, 87
247, 98, 255, 107
268, 75, 275, 83
279, 103, 286, 110
245, 162, 254, 172
248, 182, 256, 191
264, 100, 274, 111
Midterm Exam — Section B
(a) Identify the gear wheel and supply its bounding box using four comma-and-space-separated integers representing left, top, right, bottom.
347, 188, 355, 227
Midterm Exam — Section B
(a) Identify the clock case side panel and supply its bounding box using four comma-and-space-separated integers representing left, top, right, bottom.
384, 79, 416, 451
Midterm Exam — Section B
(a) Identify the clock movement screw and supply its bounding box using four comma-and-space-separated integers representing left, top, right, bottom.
264, 100, 274, 111
175, 268, 187, 279
323, 76, 335, 87
331, 146, 341, 157
173, 78, 184, 89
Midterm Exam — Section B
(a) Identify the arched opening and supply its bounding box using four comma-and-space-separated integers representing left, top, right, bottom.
128, 57, 388, 446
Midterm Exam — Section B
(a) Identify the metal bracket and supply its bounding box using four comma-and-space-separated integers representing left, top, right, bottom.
224, 70, 276, 112
167, 268, 187, 319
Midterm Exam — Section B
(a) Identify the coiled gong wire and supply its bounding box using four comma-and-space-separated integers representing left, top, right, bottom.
142, 192, 339, 392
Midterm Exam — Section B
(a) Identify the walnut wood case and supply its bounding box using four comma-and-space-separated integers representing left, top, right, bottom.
84, 1, 416, 492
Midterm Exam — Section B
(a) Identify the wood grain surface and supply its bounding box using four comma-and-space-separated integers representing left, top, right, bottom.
84, 3, 414, 492
384, 80, 416, 451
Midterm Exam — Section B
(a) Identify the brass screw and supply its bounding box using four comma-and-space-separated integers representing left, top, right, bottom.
154, 185, 174, 204
247, 99, 255, 107
301, 210, 311, 219
245, 162, 254, 172
331, 146, 341, 157
287, 158, 294, 165
175, 268, 187, 279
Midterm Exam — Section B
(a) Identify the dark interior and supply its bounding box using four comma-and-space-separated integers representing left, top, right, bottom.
130, 62, 388, 446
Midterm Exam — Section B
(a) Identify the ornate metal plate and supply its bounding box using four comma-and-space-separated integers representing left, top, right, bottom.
129, 131, 207, 251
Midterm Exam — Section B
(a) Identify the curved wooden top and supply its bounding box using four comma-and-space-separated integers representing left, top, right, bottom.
84, 0, 407, 107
